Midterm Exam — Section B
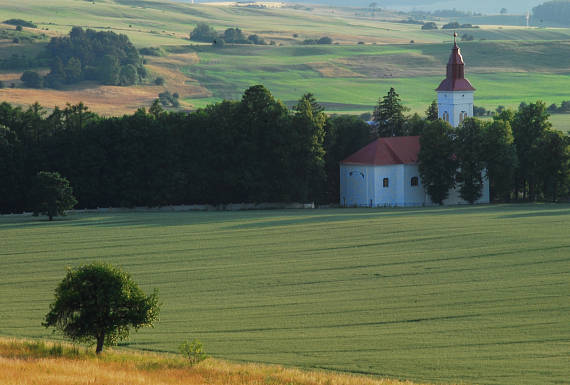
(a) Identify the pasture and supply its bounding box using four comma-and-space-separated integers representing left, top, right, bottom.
0, 0, 569, 115
1, 204, 569, 385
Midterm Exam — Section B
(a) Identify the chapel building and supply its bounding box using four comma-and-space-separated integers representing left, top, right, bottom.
339, 36, 489, 207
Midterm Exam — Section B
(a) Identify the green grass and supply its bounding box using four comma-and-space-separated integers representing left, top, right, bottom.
1, 205, 569, 385
550, 114, 570, 133
1, 0, 570, 116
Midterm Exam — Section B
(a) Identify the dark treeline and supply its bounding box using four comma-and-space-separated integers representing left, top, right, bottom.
0, 86, 372, 213
1, 86, 569, 214
374, 90, 570, 203
533, 1, 570, 25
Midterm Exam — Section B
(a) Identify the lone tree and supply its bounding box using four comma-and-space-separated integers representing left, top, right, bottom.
31, 171, 77, 221
43, 263, 159, 354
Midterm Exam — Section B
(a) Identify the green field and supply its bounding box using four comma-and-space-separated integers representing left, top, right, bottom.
1, 205, 569, 385
1, 0, 570, 116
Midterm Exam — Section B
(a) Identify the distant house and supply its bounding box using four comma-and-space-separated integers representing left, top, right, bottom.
339, 36, 489, 207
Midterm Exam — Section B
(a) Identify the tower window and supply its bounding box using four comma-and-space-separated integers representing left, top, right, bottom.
411, 176, 419, 186
459, 111, 467, 123
442, 111, 449, 122
383, 178, 389, 188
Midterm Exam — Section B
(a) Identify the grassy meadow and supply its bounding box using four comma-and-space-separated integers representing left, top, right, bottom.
0, 0, 569, 116
0, 338, 428, 385
1, 204, 569, 385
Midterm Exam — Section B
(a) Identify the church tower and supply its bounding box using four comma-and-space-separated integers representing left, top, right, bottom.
436, 33, 475, 127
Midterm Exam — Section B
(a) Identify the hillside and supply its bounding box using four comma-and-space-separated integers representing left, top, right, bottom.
0, 0, 569, 124
0, 338, 429, 385
1, 205, 569, 385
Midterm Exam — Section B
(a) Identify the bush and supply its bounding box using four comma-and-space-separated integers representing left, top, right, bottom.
421, 22, 438, 30
442, 21, 461, 29
16, 25, 23, 32
139, 47, 165, 57
0, 80, 4, 88
3, 19, 37, 28
190, 23, 218, 42
317, 36, 333, 44
179, 339, 207, 365
154, 76, 165, 86
21, 70, 43, 88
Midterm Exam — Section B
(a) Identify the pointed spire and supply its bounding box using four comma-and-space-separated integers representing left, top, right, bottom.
435, 33, 475, 92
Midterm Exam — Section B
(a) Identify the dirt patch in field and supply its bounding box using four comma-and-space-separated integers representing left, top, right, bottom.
0, 84, 183, 116
145, 53, 211, 101
336, 52, 442, 78
307, 62, 365, 78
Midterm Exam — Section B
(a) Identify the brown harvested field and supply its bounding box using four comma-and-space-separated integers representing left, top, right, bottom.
0, 60, 210, 115
0, 338, 430, 385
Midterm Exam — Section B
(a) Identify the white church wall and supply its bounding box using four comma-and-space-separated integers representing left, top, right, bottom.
340, 165, 373, 207
403, 165, 427, 206
373, 165, 403, 206
437, 91, 474, 127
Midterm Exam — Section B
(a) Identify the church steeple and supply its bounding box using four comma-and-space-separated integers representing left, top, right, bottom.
436, 33, 475, 92
436, 33, 475, 127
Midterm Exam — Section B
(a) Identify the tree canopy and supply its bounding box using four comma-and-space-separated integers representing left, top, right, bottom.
44, 27, 145, 88
43, 263, 159, 354
418, 120, 457, 205
31, 171, 77, 220
373, 87, 407, 137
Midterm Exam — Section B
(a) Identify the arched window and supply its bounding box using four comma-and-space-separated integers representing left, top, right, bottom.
459, 111, 467, 123
411, 176, 419, 186
442, 111, 449, 122
383, 178, 389, 188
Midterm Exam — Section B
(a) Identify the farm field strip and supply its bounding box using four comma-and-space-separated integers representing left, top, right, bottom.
1, 205, 569, 385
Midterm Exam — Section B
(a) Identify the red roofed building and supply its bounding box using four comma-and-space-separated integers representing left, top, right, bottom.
436, 34, 475, 127
340, 136, 490, 207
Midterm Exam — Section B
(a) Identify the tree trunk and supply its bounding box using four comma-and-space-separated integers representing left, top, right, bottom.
48, 214, 53, 221
96, 333, 105, 355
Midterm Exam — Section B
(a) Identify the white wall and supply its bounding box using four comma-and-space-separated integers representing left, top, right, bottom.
340, 164, 490, 207
437, 91, 474, 128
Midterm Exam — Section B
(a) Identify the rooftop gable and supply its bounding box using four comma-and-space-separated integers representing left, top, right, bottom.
341, 136, 420, 166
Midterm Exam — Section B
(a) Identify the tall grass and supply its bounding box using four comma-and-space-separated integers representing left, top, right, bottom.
0, 338, 428, 385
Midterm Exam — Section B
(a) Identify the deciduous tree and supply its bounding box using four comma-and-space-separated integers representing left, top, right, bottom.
418, 120, 456, 205
43, 263, 159, 354
31, 171, 77, 221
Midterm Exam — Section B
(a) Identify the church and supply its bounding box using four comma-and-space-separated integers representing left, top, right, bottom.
339, 36, 490, 207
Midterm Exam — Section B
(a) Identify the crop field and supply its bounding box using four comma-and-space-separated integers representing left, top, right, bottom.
0, 0, 569, 115
1, 204, 569, 385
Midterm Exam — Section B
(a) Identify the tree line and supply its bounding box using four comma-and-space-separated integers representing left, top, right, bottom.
1, 86, 568, 214
0, 86, 372, 213
533, 1, 570, 26
373, 88, 569, 204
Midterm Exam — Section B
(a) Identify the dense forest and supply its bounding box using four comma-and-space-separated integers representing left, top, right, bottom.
0, 86, 568, 213
533, 0, 570, 25
19, 27, 146, 89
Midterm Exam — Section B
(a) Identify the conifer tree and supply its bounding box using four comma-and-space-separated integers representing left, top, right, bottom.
373, 87, 407, 137
426, 100, 439, 121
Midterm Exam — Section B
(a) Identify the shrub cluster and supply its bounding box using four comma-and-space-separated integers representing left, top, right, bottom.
36, 27, 146, 89
190, 23, 268, 46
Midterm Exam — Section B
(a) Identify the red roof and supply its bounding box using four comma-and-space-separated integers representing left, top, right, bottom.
436, 42, 475, 92
341, 136, 420, 166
